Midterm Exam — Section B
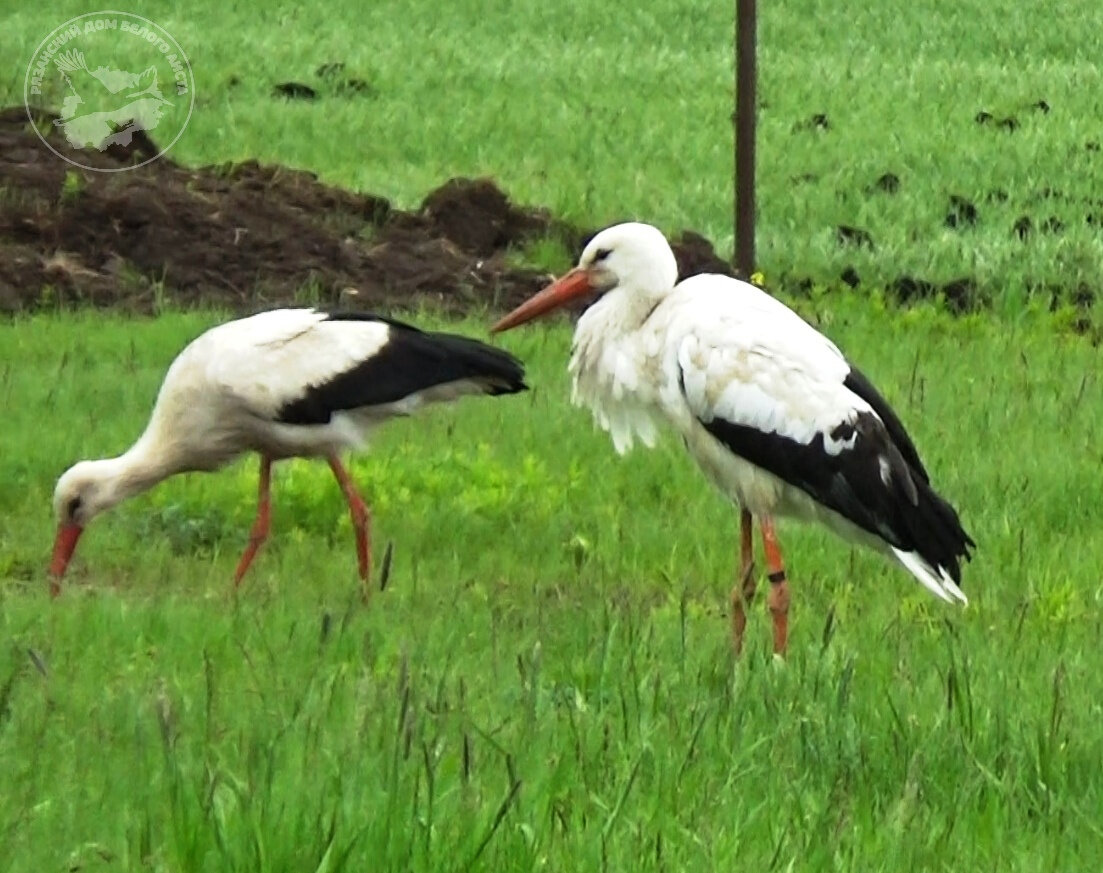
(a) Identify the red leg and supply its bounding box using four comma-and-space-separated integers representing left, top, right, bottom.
731, 508, 756, 655
760, 516, 791, 656
327, 454, 372, 600
233, 456, 273, 587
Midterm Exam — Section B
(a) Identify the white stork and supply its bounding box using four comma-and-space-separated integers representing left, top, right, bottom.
492, 222, 974, 655
50, 308, 527, 596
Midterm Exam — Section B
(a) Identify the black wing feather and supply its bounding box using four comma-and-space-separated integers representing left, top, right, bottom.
701, 411, 974, 583
843, 365, 929, 483
276, 313, 527, 425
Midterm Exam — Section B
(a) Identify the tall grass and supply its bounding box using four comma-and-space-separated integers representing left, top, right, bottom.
2, 303, 1103, 869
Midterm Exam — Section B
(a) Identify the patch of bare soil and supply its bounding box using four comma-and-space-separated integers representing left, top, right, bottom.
0, 106, 734, 316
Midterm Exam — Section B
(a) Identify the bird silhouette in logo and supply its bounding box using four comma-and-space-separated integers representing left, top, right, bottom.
51, 49, 172, 151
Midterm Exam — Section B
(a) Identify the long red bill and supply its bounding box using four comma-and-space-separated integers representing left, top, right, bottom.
491, 268, 594, 333
49, 522, 83, 593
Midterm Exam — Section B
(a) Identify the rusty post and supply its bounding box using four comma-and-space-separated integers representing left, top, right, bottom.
733, 0, 758, 279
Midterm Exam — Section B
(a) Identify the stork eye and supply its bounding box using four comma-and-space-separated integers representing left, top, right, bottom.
593, 248, 612, 263
67, 496, 82, 518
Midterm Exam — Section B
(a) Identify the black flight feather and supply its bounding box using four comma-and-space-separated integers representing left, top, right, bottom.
276, 312, 527, 425
843, 365, 929, 483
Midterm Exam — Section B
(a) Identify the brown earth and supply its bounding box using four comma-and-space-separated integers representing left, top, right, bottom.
0, 106, 734, 316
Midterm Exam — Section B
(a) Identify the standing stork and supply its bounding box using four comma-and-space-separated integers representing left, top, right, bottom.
491, 222, 974, 655
50, 309, 527, 596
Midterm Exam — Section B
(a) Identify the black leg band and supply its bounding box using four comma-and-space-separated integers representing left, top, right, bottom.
768, 570, 787, 585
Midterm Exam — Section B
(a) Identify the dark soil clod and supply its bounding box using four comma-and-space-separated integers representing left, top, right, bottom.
669, 231, 736, 280
945, 196, 979, 229
1013, 216, 1033, 240
273, 82, 317, 100
795, 113, 830, 132
840, 266, 861, 288
101, 125, 160, 164
941, 278, 978, 314
997, 116, 1020, 132
1032, 99, 1051, 113
1073, 285, 1095, 308
416, 177, 552, 257
836, 225, 874, 249
890, 276, 937, 304
339, 79, 372, 95
888, 276, 979, 313
975, 111, 994, 125
873, 173, 900, 194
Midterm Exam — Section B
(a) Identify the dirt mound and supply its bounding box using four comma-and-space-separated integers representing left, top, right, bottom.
0, 106, 733, 316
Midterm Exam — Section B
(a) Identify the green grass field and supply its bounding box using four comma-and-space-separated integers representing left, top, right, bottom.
4, 0, 1103, 869
3, 304, 1103, 870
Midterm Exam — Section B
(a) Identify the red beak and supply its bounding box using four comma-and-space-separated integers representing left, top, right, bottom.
491, 268, 595, 333
49, 522, 83, 594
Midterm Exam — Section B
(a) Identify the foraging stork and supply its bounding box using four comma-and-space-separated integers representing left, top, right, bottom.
492, 222, 974, 655
50, 309, 526, 596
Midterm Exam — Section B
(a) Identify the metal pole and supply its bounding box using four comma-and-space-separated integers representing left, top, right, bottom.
734, 0, 758, 279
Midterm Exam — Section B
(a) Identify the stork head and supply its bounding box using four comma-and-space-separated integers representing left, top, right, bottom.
491, 222, 678, 332
49, 459, 123, 583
